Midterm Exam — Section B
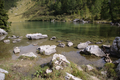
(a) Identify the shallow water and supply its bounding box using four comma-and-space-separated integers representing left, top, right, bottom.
0, 21, 120, 67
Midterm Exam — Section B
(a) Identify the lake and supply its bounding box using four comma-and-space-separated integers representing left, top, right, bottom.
0, 21, 120, 67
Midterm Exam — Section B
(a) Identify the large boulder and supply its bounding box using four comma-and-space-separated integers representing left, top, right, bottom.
37, 45, 56, 55
0, 28, 8, 35
26, 33, 48, 40
110, 37, 120, 57
82, 45, 105, 57
51, 54, 70, 70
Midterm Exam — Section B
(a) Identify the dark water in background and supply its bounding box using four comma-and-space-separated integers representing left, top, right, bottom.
0, 21, 120, 67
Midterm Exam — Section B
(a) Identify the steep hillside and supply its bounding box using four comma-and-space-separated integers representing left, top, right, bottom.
7, 0, 36, 22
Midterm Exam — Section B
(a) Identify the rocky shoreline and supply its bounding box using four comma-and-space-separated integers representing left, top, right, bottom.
0, 29, 120, 80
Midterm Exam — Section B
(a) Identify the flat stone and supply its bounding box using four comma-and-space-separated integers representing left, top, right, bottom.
21, 52, 37, 58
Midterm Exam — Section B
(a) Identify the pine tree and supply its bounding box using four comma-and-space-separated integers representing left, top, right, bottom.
0, 0, 9, 31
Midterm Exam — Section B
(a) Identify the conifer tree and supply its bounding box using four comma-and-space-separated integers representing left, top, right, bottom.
0, 0, 9, 31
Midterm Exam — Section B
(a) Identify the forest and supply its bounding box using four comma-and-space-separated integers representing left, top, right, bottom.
0, 0, 120, 30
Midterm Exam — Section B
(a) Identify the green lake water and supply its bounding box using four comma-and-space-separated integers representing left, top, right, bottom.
0, 21, 120, 67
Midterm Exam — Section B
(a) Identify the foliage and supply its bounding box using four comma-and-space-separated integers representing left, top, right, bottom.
104, 63, 116, 78
4, 0, 19, 10
0, 0, 10, 31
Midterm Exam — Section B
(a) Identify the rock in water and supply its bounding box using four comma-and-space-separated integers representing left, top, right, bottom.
26, 33, 48, 40
57, 43, 65, 48
13, 47, 20, 53
21, 52, 37, 58
67, 42, 73, 47
4, 39, 10, 44
83, 45, 105, 57
37, 45, 56, 55
0, 28, 8, 35
50, 36, 56, 40
77, 43, 88, 49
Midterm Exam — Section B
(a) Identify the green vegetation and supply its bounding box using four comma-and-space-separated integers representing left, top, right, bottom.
0, 0, 10, 31
22, 0, 120, 22
4, 0, 19, 10
104, 63, 116, 78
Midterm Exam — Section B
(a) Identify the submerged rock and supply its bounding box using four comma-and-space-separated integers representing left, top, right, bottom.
37, 45, 56, 55
67, 42, 73, 47
13, 47, 20, 54
4, 39, 10, 43
50, 36, 56, 40
0, 28, 8, 35
58, 43, 65, 48
26, 33, 48, 40
82, 45, 105, 57
21, 52, 37, 58
12, 39, 21, 43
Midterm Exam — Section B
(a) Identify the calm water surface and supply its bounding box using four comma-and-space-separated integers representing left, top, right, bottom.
0, 21, 120, 67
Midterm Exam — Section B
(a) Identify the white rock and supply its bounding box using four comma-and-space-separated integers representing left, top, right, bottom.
0, 35, 7, 41
65, 72, 82, 80
55, 66, 63, 70
77, 43, 88, 49
52, 54, 70, 64
46, 69, 52, 74
84, 45, 105, 57
38, 45, 56, 55
13, 47, 20, 53
67, 42, 73, 47
26, 33, 48, 40
0, 73, 5, 80
86, 65, 94, 71
0, 68, 8, 74
4, 39, 10, 43
21, 52, 37, 58
0, 28, 8, 35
